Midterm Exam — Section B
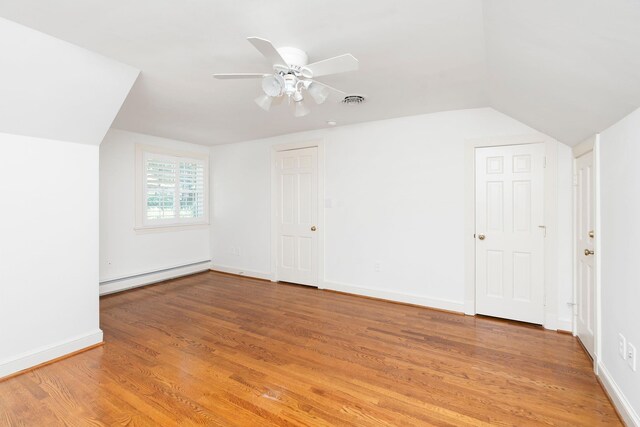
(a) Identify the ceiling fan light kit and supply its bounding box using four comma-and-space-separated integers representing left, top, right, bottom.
214, 37, 359, 117
254, 94, 273, 112
261, 74, 285, 97
308, 83, 330, 104
294, 100, 310, 118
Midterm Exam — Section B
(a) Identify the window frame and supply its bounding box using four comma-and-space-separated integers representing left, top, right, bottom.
135, 144, 209, 231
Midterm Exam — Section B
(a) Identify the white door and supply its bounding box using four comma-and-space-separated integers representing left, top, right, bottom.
475, 143, 545, 324
575, 151, 595, 358
275, 147, 318, 286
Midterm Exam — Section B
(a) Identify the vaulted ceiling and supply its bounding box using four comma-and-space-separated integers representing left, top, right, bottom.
0, 17, 138, 146
1, 0, 639, 146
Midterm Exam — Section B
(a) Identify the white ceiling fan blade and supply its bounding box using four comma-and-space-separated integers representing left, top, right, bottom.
306, 54, 359, 78
213, 73, 266, 79
311, 80, 346, 95
247, 37, 288, 67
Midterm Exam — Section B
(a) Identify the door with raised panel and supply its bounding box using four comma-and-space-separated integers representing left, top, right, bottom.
475, 143, 545, 324
276, 147, 318, 286
575, 151, 595, 358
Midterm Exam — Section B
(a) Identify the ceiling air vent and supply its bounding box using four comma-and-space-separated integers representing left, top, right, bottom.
341, 95, 366, 105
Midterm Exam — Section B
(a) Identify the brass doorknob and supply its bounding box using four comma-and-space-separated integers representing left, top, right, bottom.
311, 226, 317, 231
478, 234, 486, 240
584, 249, 594, 256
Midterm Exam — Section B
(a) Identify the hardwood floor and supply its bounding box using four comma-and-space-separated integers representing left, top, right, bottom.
0, 271, 621, 426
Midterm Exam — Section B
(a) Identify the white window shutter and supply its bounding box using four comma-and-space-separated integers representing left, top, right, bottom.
140, 149, 208, 227
145, 157, 177, 220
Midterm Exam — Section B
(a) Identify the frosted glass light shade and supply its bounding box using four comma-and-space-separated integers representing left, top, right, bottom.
261, 74, 285, 97
255, 94, 273, 111
308, 83, 329, 104
292, 90, 304, 102
294, 100, 310, 117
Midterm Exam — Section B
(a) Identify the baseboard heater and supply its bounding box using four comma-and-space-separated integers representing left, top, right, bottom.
99, 260, 211, 295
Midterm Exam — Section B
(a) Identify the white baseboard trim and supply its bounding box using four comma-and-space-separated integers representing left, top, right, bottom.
597, 361, 640, 426
322, 280, 465, 313
210, 264, 273, 281
207, 268, 465, 313
556, 318, 573, 333
0, 329, 103, 379
100, 260, 211, 295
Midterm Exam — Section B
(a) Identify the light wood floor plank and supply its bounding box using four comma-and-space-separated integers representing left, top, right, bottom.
0, 271, 621, 426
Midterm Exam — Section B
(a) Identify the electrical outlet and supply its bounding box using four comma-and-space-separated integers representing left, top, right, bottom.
619, 334, 627, 360
628, 343, 637, 372
374, 262, 381, 273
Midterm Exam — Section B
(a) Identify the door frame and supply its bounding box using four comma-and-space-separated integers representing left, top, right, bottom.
572, 135, 601, 368
464, 134, 561, 330
270, 140, 325, 287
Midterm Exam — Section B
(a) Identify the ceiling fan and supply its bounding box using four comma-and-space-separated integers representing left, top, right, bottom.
213, 37, 359, 117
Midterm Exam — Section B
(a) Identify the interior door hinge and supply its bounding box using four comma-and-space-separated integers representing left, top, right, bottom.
543, 156, 547, 168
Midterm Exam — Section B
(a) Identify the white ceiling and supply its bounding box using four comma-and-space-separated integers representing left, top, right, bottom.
1, 0, 639, 146
484, 0, 640, 145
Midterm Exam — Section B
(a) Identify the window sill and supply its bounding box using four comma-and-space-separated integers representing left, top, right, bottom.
134, 222, 210, 234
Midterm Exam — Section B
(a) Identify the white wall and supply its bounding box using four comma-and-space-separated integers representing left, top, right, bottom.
599, 107, 640, 424
99, 129, 211, 293
0, 18, 138, 146
211, 108, 574, 318
0, 18, 137, 378
556, 143, 574, 331
0, 133, 102, 377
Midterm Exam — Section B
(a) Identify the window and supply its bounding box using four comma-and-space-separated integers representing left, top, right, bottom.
136, 146, 208, 228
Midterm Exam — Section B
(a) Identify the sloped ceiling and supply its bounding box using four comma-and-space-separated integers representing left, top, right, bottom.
0, 18, 139, 146
0, 1, 639, 146
484, 0, 640, 145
